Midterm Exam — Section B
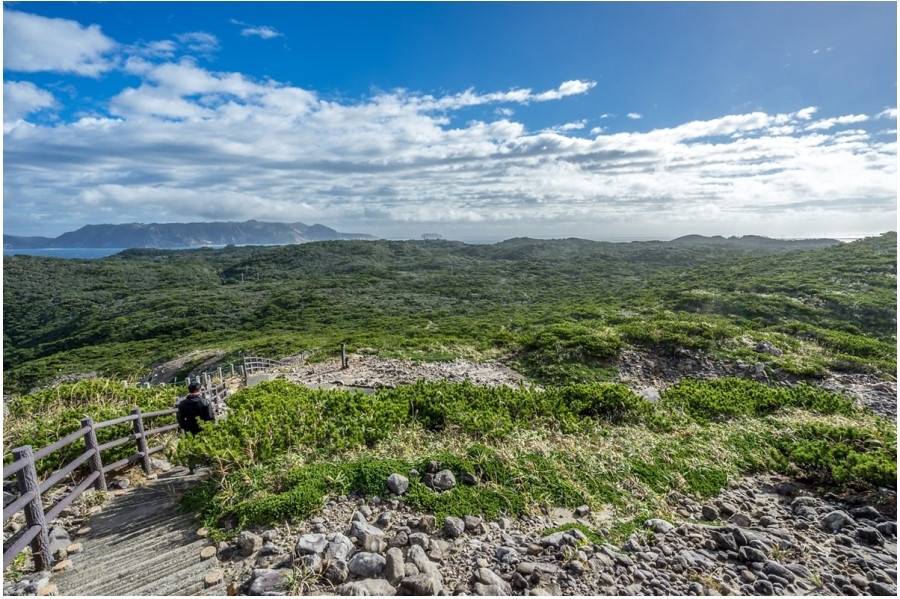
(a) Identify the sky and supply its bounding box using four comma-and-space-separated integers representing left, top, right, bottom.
3, 1, 897, 241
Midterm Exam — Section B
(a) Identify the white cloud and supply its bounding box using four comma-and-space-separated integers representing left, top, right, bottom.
4, 60, 895, 240
230, 19, 283, 39
599, 113, 612, 119
241, 25, 282, 39
795, 106, 817, 120
532, 79, 596, 101
626, 112, 642, 120
557, 120, 587, 131
590, 126, 604, 135
495, 107, 514, 117
3, 10, 116, 76
877, 108, 897, 120
174, 32, 220, 54
4, 81, 58, 123
805, 114, 869, 131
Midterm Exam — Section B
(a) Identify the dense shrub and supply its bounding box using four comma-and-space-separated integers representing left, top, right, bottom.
4, 379, 179, 475
778, 422, 896, 489
660, 378, 857, 422
175, 380, 408, 468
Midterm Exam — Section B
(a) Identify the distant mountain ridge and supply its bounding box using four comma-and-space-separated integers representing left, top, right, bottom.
669, 234, 840, 250
4, 220, 376, 249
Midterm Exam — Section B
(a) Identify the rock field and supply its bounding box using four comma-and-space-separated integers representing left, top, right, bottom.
206, 473, 898, 596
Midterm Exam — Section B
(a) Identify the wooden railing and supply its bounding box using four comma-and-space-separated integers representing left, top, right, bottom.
2, 407, 176, 570
242, 355, 305, 378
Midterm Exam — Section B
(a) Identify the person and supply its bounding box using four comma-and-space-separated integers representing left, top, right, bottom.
177, 382, 214, 434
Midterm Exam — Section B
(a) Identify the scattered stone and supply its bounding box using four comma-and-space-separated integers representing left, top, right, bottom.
350, 521, 387, 553
348, 552, 386, 578
36, 583, 58, 596
645, 519, 675, 534
237, 531, 263, 556
385, 547, 406, 585
432, 470, 456, 491
247, 569, 289, 595
65, 543, 83, 555
324, 559, 350, 585
855, 526, 885, 546
339, 579, 397, 596
296, 533, 328, 555
464, 515, 484, 533
739, 546, 767, 563
850, 505, 882, 521
701, 505, 719, 521
109, 477, 130, 490
387, 474, 409, 496
820, 510, 854, 533
50, 560, 71, 573
574, 505, 590, 518
443, 516, 465, 538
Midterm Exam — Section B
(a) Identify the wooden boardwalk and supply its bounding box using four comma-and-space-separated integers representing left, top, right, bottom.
52, 468, 226, 596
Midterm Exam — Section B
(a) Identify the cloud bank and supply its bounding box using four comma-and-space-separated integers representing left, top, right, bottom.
3, 11, 897, 240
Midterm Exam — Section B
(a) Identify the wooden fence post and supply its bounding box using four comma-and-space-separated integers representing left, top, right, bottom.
13, 446, 51, 570
81, 417, 107, 492
230, 363, 235, 377
217, 366, 223, 382
131, 408, 151, 474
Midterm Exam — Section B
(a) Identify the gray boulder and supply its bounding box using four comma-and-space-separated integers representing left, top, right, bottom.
820, 510, 854, 533
432, 470, 456, 491
326, 533, 355, 562
238, 531, 263, 557
644, 519, 675, 534
247, 569, 289, 595
348, 552, 386, 578
385, 547, 405, 585
350, 521, 386, 553
387, 474, 409, 496
338, 579, 397, 596
296, 533, 328, 555
443, 516, 465, 538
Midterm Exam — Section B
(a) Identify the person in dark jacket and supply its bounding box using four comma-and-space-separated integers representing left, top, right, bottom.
177, 382, 214, 434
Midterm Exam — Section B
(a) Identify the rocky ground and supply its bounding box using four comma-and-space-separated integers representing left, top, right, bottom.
284, 355, 525, 391
204, 471, 897, 596
617, 348, 897, 418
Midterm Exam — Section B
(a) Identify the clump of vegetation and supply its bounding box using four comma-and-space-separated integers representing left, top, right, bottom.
177, 378, 895, 538
659, 377, 857, 422
517, 322, 621, 383
4, 379, 180, 475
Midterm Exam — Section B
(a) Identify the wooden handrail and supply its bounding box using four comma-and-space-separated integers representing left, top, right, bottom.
33, 426, 91, 461
93, 414, 139, 429
2, 404, 179, 571
3, 525, 41, 569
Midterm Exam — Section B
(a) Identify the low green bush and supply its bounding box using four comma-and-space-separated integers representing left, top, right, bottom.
660, 378, 856, 422
778, 422, 896, 489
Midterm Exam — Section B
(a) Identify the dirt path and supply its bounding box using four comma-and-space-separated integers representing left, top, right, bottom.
285, 354, 525, 390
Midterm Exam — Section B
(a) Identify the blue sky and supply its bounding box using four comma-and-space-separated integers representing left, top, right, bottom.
4, 1, 897, 240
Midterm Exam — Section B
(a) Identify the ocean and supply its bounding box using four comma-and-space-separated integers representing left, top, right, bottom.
3, 248, 127, 259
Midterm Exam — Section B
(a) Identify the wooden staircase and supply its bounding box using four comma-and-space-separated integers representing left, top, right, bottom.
51, 468, 226, 596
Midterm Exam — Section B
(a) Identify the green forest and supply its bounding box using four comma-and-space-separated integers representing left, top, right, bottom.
3, 233, 896, 392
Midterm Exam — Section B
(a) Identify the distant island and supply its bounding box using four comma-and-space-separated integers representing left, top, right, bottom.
3, 220, 377, 250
